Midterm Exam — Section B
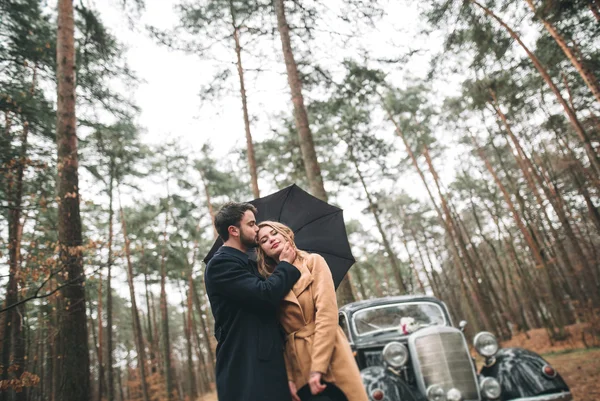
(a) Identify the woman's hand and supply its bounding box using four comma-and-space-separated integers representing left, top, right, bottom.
288, 381, 301, 401
308, 372, 326, 395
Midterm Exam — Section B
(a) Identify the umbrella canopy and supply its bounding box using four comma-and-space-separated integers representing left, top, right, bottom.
203, 184, 355, 288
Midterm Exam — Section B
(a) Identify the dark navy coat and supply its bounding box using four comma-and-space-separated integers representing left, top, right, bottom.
205, 246, 301, 401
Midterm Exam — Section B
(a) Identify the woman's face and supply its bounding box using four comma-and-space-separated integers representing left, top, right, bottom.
258, 226, 286, 259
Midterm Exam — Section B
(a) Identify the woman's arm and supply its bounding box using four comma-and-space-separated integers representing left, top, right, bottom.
309, 254, 339, 375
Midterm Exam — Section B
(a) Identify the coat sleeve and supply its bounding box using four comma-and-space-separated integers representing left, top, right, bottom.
309, 254, 339, 374
206, 257, 301, 311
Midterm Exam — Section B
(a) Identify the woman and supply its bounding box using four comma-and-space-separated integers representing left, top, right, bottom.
256, 221, 368, 401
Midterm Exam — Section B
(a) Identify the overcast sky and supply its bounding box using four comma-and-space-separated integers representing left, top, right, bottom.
0, 1, 459, 304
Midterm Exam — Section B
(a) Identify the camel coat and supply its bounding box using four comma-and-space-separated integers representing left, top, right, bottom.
279, 253, 368, 401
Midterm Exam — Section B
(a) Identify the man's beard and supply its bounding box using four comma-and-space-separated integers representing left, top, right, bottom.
240, 231, 258, 249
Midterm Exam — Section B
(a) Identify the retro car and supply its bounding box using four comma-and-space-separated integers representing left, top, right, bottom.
338, 295, 572, 401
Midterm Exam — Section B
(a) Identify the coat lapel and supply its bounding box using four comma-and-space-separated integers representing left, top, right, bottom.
282, 257, 313, 307
293, 263, 313, 298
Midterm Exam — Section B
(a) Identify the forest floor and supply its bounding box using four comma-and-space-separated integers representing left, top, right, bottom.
198, 325, 600, 401
545, 348, 600, 401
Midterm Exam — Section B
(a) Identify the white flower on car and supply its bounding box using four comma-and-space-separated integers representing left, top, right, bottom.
399, 317, 418, 335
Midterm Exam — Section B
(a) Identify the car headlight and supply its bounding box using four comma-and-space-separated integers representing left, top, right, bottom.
446, 388, 462, 401
382, 342, 409, 368
473, 332, 499, 357
426, 384, 446, 401
480, 377, 501, 399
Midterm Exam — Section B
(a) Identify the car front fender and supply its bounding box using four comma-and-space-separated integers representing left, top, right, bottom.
361, 366, 424, 401
480, 348, 571, 401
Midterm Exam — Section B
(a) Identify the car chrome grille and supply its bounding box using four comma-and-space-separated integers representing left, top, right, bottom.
412, 329, 480, 401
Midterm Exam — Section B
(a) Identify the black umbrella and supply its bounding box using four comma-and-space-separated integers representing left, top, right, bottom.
203, 184, 355, 288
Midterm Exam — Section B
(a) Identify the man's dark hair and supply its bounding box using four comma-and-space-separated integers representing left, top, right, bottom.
214, 202, 258, 241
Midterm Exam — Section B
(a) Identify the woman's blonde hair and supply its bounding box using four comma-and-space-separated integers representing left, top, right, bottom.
256, 221, 306, 278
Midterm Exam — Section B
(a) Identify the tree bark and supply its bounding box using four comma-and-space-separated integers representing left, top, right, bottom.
381, 100, 487, 329
350, 150, 407, 293
490, 91, 597, 304
106, 169, 115, 401
143, 270, 157, 374
525, 0, 600, 105
589, 0, 600, 21
97, 276, 105, 401
118, 200, 150, 401
470, 132, 568, 333
191, 280, 216, 374
182, 281, 198, 400
421, 145, 495, 331
229, 2, 259, 198
273, 0, 357, 304
56, 1, 91, 399
190, 308, 209, 395
159, 208, 173, 400
488, 139, 578, 318
88, 298, 102, 401
471, 0, 600, 177
117, 368, 125, 401
1, 114, 24, 401
198, 169, 218, 240
273, 0, 327, 201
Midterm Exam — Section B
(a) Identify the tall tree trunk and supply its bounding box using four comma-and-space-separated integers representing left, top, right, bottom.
1, 117, 25, 401
117, 368, 125, 401
488, 141, 578, 320
106, 170, 115, 401
589, 0, 600, 21
118, 199, 150, 401
159, 209, 173, 400
56, 1, 91, 399
143, 270, 157, 374
97, 276, 105, 401
525, 0, 600, 105
398, 207, 440, 296
273, 0, 355, 305
470, 133, 568, 334
190, 308, 209, 395
273, 0, 326, 201
421, 145, 495, 331
187, 218, 214, 386
150, 291, 163, 374
490, 92, 598, 304
381, 100, 480, 318
350, 150, 407, 293
471, 0, 600, 177
198, 169, 218, 240
191, 281, 215, 374
2, 67, 37, 401
88, 298, 102, 401
352, 266, 367, 300
0, 114, 12, 401
229, 2, 259, 198
182, 282, 197, 400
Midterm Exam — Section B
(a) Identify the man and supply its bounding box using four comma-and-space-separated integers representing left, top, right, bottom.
205, 202, 301, 401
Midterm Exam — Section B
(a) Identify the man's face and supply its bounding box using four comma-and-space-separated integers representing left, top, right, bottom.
237, 210, 259, 248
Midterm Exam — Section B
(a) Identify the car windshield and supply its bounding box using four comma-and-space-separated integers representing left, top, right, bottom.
352, 303, 446, 336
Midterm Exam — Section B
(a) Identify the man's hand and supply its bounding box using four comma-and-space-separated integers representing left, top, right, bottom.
279, 242, 297, 264
288, 381, 301, 401
308, 372, 326, 395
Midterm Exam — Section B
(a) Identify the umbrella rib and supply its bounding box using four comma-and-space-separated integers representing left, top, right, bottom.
278, 185, 294, 221
303, 248, 356, 263
294, 209, 342, 234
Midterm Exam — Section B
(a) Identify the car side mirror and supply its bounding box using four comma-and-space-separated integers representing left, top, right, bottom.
459, 320, 467, 332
